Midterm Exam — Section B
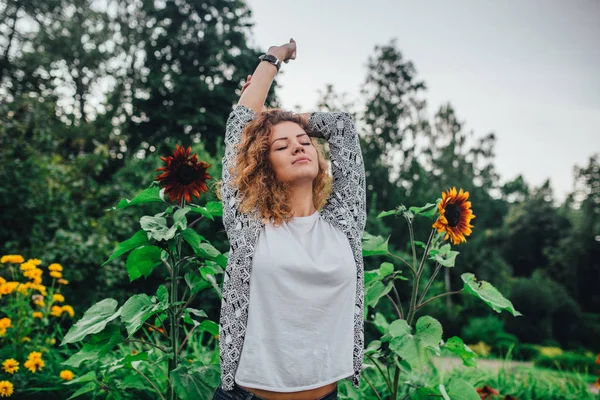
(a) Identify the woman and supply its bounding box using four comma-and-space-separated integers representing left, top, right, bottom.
214, 38, 367, 400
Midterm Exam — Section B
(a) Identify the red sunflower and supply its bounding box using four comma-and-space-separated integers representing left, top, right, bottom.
155, 144, 212, 203
432, 186, 476, 245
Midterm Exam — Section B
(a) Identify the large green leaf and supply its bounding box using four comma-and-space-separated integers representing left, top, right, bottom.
173, 207, 190, 230
181, 228, 206, 252
365, 262, 394, 287
461, 273, 522, 316
102, 230, 149, 267
205, 201, 223, 217
381, 318, 411, 343
171, 364, 220, 400
389, 316, 443, 370
62, 324, 123, 368
443, 378, 481, 400
188, 205, 214, 221
185, 272, 211, 295
108, 187, 164, 211
429, 243, 459, 267
106, 352, 150, 373
126, 245, 163, 282
120, 292, 169, 338
362, 232, 390, 256
61, 299, 122, 345
364, 281, 394, 319
140, 214, 178, 241
197, 320, 219, 337
442, 336, 478, 367
409, 202, 438, 219
372, 312, 389, 334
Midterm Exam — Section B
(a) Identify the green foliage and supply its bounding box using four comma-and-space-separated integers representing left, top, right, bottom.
534, 352, 598, 374
460, 315, 505, 344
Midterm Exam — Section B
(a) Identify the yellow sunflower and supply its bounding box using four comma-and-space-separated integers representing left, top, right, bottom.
432, 187, 476, 245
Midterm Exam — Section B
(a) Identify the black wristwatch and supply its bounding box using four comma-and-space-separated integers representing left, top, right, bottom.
258, 53, 281, 72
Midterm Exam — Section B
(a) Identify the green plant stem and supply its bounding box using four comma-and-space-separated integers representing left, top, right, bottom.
187, 215, 204, 229
386, 252, 416, 276
386, 293, 403, 319
392, 364, 401, 399
177, 325, 199, 354
417, 289, 464, 310
416, 230, 436, 276
390, 283, 405, 319
405, 229, 436, 326
366, 353, 393, 391
417, 262, 442, 306
133, 366, 167, 400
125, 339, 167, 353
363, 374, 383, 400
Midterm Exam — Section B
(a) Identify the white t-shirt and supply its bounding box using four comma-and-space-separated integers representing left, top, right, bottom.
234, 210, 357, 392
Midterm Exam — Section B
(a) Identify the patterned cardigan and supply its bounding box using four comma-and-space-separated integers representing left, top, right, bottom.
218, 104, 367, 391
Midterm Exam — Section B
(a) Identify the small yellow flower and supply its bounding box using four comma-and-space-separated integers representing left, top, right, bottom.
57, 278, 69, 285
1, 254, 25, 264
0, 318, 11, 329
27, 351, 42, 360
61, 305, 74, 318
29, 283, 47, 296
21, 337, 31, 342
24, 357, 44, 373
23, 268, 43, 281
52, 293, 65, 303
0, 282, 19, 296
2, 359, 19, 374
50, 271, 62, 279
27, 258, 42, 266
32, 311, 43, 319
50, 306, 63, 317
48, 263, 63, 272
0, 380, 14, 397
60, 370, 74, 381
20, 262, 36, 271
45, 338, 57, 345
0, 277, 5, 285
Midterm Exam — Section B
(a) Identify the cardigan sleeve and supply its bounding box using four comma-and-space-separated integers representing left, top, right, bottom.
307, 112, 367, 233
221, 104, 257, 234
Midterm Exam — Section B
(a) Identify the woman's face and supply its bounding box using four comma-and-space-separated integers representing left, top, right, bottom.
268, 121, 319, 185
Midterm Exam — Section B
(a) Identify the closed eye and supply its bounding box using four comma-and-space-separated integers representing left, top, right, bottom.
277, 143, 311, 151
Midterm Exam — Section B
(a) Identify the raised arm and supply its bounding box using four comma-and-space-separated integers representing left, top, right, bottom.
298, 112, 367, 233
221, 39, 297, 234
237, 39, 297, 114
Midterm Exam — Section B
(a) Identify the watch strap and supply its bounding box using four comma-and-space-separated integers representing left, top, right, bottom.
258, 53, 281, 72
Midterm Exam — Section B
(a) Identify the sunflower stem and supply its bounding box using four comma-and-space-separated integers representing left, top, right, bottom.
417, 289, 464, 310
405, 226, 435, 326
417, 262, 442, 306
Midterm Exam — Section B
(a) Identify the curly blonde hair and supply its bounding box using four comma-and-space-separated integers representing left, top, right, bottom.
215, 108, 331, 227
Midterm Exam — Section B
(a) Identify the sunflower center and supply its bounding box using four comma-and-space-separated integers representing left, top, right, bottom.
175, 164, 197, 185
445, 203, 461, 227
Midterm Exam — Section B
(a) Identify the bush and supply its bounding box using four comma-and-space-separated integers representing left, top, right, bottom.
513, 343, 541, 361
461, 315, 505, 344
490, 332, 520, 358
534, 352, 597, 374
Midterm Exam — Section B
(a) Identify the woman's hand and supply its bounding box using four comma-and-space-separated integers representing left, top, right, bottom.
267, 38, 297, 64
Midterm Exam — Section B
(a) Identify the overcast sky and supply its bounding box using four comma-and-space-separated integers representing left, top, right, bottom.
244, 0, 600, 201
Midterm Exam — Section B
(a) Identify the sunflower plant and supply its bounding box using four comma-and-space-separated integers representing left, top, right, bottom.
0, 256, 76, 398
59, 144, 225, 400
358, 187, 523, 400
